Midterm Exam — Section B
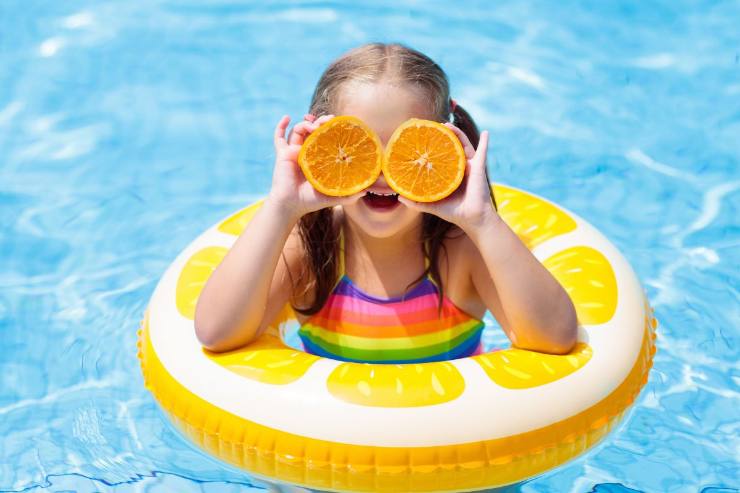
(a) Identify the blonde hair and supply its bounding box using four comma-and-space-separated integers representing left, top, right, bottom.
307, 42, 481, 145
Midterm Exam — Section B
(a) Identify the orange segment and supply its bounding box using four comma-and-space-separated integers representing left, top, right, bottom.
383, 118, 466, 202
327, 362, 465, 407
492, 184, 577, 250
175, 246, 228, 319
205, 333, 320, 385
473, 343, 593, 389
175, 246, 299, 329
297, 115, 383, 196
217, 200, 264, 236
543, 246, 618, 325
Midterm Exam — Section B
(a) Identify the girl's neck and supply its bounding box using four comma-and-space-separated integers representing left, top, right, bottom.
341, 214, 425, 278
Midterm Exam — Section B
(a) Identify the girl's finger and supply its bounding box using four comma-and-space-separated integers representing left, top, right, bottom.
280, 143, 301, 163
274, 115, 290, 147
314, 114, 336, 126
288, 121, 317, 146
290, 115, 333, 146
304, 113, 317, 122
444, 123, 475, 159
472, 130, 490, 170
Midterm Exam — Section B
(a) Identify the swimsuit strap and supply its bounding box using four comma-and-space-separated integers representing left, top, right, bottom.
338, 228, 345, 273
420, 234, 438, 287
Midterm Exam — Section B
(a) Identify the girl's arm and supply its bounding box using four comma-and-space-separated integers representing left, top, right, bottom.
398, 127, 578, 354
194, 200, 301, 352
194, 113, 361, 352
464, 212, 578, 354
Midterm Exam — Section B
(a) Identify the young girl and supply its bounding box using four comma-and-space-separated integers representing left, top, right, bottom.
194, 43, 577, 362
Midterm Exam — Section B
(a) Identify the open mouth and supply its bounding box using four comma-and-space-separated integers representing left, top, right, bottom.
362, 190, 400, 211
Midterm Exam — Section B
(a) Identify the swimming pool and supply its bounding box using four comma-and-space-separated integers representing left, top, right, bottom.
1, 1, 737, 491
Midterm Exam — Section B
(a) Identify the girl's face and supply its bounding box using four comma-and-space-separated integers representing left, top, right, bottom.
335, 80, 438, 238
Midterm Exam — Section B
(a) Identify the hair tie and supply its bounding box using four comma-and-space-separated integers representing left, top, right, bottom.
450, 98, 458, 113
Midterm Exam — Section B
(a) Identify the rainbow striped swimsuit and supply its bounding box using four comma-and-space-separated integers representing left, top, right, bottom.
298, 231, 485, 364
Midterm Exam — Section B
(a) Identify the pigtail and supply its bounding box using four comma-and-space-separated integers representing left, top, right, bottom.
451, 102, 480, 148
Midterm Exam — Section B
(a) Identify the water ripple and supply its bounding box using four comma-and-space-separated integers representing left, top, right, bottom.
1, 0, 738, 491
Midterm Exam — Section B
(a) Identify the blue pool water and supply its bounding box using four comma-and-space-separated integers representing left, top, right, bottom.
1, 1, 738, 491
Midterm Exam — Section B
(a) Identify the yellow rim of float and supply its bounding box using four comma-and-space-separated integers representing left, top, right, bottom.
137, 184, 658, 492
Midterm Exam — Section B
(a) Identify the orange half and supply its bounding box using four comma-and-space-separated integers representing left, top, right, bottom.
382, 119, 467, 202
297, 115, 383, 196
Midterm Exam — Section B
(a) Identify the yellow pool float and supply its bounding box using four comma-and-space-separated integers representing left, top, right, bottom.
137, 183, 657, 492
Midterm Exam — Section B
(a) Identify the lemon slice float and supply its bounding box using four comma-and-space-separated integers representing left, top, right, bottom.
138, 184, 657, 492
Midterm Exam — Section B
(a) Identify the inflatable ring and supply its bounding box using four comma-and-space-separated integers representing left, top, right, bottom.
137, 184, 657, 492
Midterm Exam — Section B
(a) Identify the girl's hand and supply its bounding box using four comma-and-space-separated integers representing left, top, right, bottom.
267, 114, 364, 221
397, 125, 497, 234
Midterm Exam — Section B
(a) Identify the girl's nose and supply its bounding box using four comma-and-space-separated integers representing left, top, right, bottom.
370, 172, 394, 191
